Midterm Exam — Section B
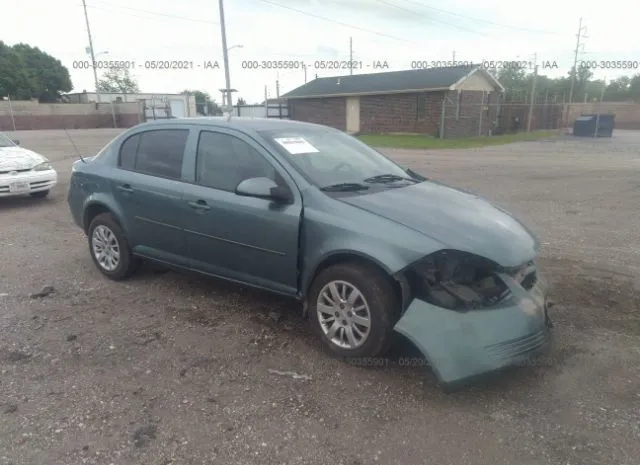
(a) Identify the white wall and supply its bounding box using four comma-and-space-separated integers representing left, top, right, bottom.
455, 71, 497, 92
66, 93, 194, 116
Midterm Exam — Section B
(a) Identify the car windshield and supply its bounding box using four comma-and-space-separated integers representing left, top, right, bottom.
258, 127, 415, 189
0, 134, 16, 148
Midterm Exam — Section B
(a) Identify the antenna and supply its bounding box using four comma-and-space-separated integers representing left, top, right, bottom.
64, 128, 85, 163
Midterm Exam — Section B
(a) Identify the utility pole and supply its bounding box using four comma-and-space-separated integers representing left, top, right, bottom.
349, 37, 353, 75
218, 0, 232, 110
567, 17, 587, 126
527, 53, 538, 132
81, 0, 101, 104
452, 50, 456, 64
594, 77, 606, 137
276, 77, 280, 99
303, 63, 307, 83
264, 85, 268, 116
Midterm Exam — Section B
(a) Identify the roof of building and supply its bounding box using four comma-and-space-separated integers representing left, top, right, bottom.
281, 65, 504, 99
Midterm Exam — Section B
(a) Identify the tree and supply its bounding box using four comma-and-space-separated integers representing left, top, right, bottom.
495, 66, 528, 100
237, 97, 246, 105
97, 67, 139, 93
0, 41, 32, 99
0, 41, 71, 101
181, 89, 222, 115
566, 63, 593, 99
11, 43, 72, 102
604, 76, 632, 101
629, 74, 640, 102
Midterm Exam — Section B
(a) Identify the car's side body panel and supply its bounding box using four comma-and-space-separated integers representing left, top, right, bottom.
180, 126, 304, 296
297, 187, 445, 297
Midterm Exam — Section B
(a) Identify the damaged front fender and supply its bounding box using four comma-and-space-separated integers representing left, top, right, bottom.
393, 272, 551, 387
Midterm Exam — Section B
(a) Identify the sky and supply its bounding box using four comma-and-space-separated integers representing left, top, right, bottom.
3, 0, 639, 104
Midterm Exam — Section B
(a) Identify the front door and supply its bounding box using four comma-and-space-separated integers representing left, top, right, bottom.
182, 129, 302, 295
346, 97, 360, 134
112, 128, 191, 265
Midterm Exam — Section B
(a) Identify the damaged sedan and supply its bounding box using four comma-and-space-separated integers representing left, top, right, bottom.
67, 117, 552, 388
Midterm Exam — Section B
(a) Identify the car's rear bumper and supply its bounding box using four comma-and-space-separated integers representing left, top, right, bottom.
394, 271, 552, 388
0, 170, 57, 197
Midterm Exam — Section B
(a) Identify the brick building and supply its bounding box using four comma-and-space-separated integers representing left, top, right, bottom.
281, 65, 505, 137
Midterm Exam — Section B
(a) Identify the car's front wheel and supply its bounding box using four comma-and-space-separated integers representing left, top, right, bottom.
87, 213, 139, 280
308, 262, 400, 359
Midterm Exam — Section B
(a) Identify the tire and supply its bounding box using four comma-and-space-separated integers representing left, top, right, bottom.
30, 190, 49, 198
87, 213, 139, 281
308, 262, 400, 359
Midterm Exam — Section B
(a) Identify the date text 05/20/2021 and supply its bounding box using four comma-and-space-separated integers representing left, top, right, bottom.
71, 59, 392, 71
72, 60, 223, 70
73, 58, 640, 72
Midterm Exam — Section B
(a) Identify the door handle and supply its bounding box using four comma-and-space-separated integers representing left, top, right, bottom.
117, 184, 134, 194
188, 200, 211, 211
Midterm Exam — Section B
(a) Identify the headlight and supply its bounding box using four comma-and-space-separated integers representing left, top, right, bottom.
405, 250, 511, 311
33, 162, 52, 171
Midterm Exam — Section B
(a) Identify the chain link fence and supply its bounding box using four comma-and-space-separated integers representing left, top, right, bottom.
439, 93, 565, 138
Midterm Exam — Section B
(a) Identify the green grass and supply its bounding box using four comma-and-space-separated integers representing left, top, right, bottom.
356, 130, 558, 149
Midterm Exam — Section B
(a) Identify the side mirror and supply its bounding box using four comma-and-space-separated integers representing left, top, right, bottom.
12, 140, 20, 146
235, 177, 292, 203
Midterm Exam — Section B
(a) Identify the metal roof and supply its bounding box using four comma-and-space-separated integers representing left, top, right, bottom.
281, 65, 502, 99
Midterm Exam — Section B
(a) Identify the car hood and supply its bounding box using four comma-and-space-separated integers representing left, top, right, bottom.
337, 181, 539, 268
0, 147, 47, 171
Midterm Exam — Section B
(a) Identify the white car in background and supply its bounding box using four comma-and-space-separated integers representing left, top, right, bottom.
0, 133, 57, 198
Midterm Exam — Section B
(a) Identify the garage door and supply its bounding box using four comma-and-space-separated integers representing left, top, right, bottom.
169, 99, 186, 118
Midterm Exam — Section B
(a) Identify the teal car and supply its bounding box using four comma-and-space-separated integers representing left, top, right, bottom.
67, 117, 552, 388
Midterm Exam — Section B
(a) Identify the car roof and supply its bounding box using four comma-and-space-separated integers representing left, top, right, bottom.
134, 117, 331, 132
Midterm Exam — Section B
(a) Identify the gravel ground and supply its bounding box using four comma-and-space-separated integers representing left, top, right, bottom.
1, 128, 639, 465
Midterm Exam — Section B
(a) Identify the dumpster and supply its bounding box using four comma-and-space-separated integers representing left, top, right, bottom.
573, 114, 614, 137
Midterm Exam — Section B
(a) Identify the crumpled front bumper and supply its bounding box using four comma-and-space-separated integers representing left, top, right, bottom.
394, 271, 552, 388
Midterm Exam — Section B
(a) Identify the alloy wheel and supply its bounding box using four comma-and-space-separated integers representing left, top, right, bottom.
91, 225, 121, 272
316, 280, 372, 349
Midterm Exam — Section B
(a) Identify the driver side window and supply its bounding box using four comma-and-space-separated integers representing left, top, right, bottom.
196, 131, 277, 192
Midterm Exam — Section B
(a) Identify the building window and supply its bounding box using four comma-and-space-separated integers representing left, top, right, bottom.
416, 94, 427, 118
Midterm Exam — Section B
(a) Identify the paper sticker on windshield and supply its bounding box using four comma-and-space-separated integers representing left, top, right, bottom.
274, 137, 319, 154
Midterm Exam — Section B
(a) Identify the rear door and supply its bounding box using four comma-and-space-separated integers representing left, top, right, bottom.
111, 127, 191, 265
181, 128, 302, 295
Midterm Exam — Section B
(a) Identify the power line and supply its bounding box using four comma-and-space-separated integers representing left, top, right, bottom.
398, 0, 566, 36
85, 0, 219, 25
257, 0, 416, 44
374, 0, 493, 37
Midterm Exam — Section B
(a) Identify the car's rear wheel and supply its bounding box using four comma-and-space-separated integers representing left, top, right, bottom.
30, 190, 49, 198
308, 262, 400, 359
88, 213, 139, 280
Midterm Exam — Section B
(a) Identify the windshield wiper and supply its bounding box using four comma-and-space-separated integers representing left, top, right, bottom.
363, 173, 417, 184
320, 182, 370, 192
406, 168, 427, 181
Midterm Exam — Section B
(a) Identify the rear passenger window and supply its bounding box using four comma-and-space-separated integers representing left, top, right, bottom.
118, 129, 188, 180
119, 134, 140, 170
